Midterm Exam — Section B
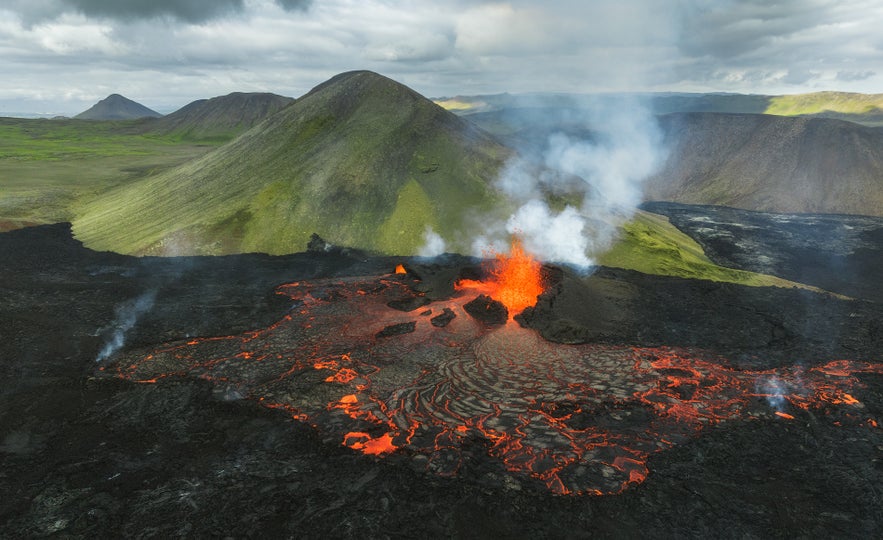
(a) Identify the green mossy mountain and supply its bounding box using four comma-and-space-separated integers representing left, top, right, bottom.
144, 92, 295, 142
73, 71, 510, 255
74, 94, 162, 120
764, 91, 883, 124
645, 113, 883, 216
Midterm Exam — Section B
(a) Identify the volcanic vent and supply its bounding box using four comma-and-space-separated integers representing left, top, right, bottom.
106, 245, 883, 495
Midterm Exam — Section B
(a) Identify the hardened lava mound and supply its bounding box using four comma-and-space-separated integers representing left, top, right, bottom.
106, 272, 883, 496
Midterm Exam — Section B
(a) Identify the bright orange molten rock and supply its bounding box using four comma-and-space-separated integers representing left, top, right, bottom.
456, 239, 544, 315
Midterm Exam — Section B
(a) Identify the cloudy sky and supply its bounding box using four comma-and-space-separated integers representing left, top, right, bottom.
2, 0, 883, 114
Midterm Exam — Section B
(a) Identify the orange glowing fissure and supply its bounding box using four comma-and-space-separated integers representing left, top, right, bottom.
394, 264, 407, 274
456, 239, 544, 316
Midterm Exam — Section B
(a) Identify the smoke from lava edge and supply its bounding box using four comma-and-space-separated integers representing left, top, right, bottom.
423, 95, 667, 267
95, 289, 157, 362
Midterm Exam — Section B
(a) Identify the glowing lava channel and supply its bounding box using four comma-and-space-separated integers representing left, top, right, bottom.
109, 271, 883, 496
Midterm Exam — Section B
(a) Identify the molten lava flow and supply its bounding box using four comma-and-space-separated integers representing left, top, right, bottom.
456, 239, 544, 316
343, 432, 397, 455
394, 264, 406, 274
109, 273, 883, 497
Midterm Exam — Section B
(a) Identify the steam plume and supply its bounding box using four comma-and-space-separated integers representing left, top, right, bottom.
468, 95, 666, 267
418, 226, 447, 257
95, 289, 157, 362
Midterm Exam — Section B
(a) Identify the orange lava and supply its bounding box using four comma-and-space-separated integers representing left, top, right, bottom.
343, 432, 397, 455
394, 264, 406, 274
111, 273, 883, 496
457, 239, 544, 315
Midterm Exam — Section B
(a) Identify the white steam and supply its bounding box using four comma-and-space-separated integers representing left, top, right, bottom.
756, 375, 789, 411
473, 96, 666, 267
95, 289, 157, 362
414, 96, 666, 265
506, 200, 590, 266
418, 226, 447, 257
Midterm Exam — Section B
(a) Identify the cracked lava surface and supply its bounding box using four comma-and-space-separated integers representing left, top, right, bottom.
107, 273, 883, 495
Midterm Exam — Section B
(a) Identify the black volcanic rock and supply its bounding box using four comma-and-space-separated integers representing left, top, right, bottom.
430, 307, 456, 327
464, 294, 508, 325
375, 321, 417, 338
387, 296, 431, 312
642, 202, 883, 302
307, 233, 331, 252
3, 220, 883, 538
75, 94, 162, 120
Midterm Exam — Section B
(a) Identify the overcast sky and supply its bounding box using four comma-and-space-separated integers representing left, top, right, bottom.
3, 0, 883, 114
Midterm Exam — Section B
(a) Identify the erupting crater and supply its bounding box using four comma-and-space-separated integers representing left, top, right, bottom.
106, 245, 883, 495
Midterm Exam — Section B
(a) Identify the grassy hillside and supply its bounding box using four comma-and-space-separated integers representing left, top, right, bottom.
73, 71, 511, 256
443, 91, 883, 132
599, 210, 820, 291
143, 92, 295, 143
0, 117, 214, 231
765, 91, 883, 116
764, 92, 883, 126
644, 113, 883, 216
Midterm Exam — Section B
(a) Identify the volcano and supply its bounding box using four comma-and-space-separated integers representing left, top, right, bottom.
74, 94, 162, 120
73, 71, 510, 256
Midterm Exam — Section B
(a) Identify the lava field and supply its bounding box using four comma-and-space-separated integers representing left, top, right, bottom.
2, 218, 882, 538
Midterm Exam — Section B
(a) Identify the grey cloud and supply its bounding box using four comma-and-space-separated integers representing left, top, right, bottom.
678, 0, 832, 60
782, 68, 817, 85
7, 0, 311, 24
275, 0, 312, 12
60, 0, 245, 23
837, 70, 876, 82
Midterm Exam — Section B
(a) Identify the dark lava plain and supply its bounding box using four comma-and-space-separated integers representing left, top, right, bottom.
2, 219, 882, 538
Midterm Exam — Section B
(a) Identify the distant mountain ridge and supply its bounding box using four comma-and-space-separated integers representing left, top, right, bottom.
644, 112, 883, 216
69, 74, 883, 258
75, 94, 162, 120
145, 92, 295, 142
73, 71, 510, 256
441, 91, 883, 127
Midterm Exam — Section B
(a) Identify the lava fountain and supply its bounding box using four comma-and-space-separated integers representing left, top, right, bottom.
455, 239, 545, 317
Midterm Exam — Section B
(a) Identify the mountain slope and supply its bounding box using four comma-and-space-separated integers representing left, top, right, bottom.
764, 91, 883, 126
75, 94, 162, 120
145, 92, 295, 142
644, 113, 883, 216
73, 71, 510, 255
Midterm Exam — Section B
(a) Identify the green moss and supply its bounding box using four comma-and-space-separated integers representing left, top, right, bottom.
600, 210, 822, 290
376, 179, 437, 254
0, 117, 215, 230
765, 92, 883, 116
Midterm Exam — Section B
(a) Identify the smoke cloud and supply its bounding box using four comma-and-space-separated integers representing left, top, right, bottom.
465, 95, 666, 268
418, 226, 447, 257
95, 289, 157, 362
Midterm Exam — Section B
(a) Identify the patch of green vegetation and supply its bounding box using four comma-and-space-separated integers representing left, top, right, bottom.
765, 91, 883, 117
600, 210, 821, 290
377, 179, 437, 254
0, 117, 217, 229
73, 71, 512, 256
0, 118, 186, 161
